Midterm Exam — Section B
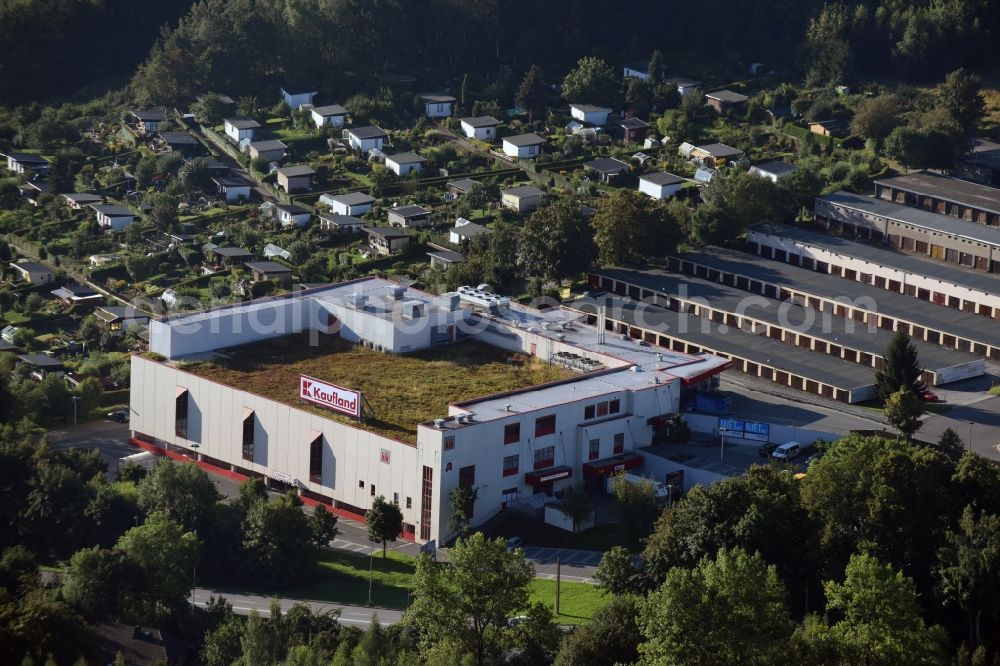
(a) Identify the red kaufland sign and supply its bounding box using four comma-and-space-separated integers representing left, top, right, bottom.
300, 375, 361, 418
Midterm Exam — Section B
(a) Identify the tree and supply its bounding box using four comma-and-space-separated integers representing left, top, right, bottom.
884, 125, 960, 170
518, 195, 596, 281
935, 69, 984, 134
554, 595, 642, 666
850, 95, 904, 142
242, 492, 314, 586
447, 485, 478, 537
558, 484, 594, 533
146, 195, 178, 230
515, 65, 547, 123
202, 612, 247, 666
561, 57, 618, 107
406, 533, 535, 665
875, 331, 925, 399
884, 387, 923, 440
366, 495, 403, 557
116, 512, 199, 621
137, 461, 220, 531
803, 553, 948, 664
124, 254, 158, 282
288, 240, 311, 265
593, 545, 640, 596
805, 3, 853, 85
639, 548, 792, 665
938, 507, 1000, 650
592, 190, 682, 266
500, 601, 561, 665
936, 428, 965, 460
647, 50, 665, 84
209, 277, 232, 301
61, 546, 136, 621
192, 93, 228, 125
610, 473, 660, 543
308, 505, 339, 547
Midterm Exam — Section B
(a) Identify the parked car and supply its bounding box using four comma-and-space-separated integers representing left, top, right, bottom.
772, 441, 802, 461
505, 536, 524, 552
920, 390, 939, 402
107, 409, 129, 423
758, 442, 780, 458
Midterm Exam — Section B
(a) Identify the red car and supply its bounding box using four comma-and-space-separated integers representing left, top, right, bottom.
919, 390, 939, 402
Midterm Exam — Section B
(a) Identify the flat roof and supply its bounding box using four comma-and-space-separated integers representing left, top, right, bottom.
460, 116, 500, 127
672, 246, 1000, 348
63, 193, 103, 203
421, 94, 456, 103
312, 104, 348, 116
705, 89, 748, 103
820, 190, 1000, 248
619, 117, 650, 129
750, 222, 1000, 296
875, 171, 1000, 216
209, 246, 252, 257
427, 249, 465, 262
386, 151, 425, 164
326, 191, 375, 205
594, 266, 978, 374
584, 157, 630, 174
249, 139, 287, 151
183, 334, 572, 444
245, 261, 292, 274
276, 165, 316, 177
224, 117, 261, 129
502, 185, 544, 198
90, 204, 133, 216
562, 294, 875, 392
693, 143, 742, 158
11, 261, 52, 273
447, 178, 478, 192
348, 126, 388, 139
571, 104, 612, 113
389, 205, 430, 217
750, 160, 797, 177
503, 133, 545, 147
320, 213, 365, 226
640, 171, 684, 186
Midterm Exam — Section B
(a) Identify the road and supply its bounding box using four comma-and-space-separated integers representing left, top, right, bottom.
191, 589, 402, 625
921, 395, 1000, 460
47, 420, 600, 582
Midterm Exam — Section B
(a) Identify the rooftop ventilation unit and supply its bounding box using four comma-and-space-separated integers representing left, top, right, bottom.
505, 404, 513, 412
348, 293, 368, 310
400, 300, 425, 319
442, 293, 460, 310
391, 285, 406, 300
433, 418, 446, 429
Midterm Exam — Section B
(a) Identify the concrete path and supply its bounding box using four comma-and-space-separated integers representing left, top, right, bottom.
191, 589, 401, 625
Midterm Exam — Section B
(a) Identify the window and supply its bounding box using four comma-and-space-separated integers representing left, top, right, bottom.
609, 399, 620, 414
370, 484, 375, 497
459, 465, 475, 488
533, 446, 555, 470
504, 423, 520, 445
241, 411, 254, 462
614, 433, 625, 455
309, 434, 323, 484
535, 415, 556, 437
420, 466, 433, 540
584, 405, 596, 420
597, 402, 609, 417
444, 436, 455, 451
394, 492, 399, 504
503, 454, 519, 477
406, 497, 412, 509
502, 487, 518, 508
359, 480, 365, 489
175, 389, 188, 439
589, 439, 600, 461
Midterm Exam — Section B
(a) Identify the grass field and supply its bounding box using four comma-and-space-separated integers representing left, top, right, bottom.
187, 334, 574, 443
267, 548, 604, 625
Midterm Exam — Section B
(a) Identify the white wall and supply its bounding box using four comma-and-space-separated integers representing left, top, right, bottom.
748, 228, 1000, 314
461, 123, 495, 140
638, 451, 725, 493
639, 179, 682, 200
683, 412, 839, 447
130, 355, 424, 527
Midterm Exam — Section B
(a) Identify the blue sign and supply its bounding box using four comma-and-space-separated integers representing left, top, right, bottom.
719, 418, 744, 433
743, 421, 770, 442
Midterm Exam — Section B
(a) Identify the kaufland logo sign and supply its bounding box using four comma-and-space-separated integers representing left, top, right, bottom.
300, 375, 361, 418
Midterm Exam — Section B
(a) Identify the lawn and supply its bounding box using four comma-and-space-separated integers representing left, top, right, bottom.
186, 334, 575, 443
266, 548, 604, 625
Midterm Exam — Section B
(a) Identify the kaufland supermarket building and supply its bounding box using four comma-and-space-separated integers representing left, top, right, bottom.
129, 278, 728, 544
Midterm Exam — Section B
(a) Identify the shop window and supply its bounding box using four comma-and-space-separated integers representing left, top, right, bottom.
309, 434, 323, 484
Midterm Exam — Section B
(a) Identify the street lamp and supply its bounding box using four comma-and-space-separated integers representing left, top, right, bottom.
368, 540, 375, 606
968, 422, 974, 451
70, 396, 81, 427
719, 427, 727, 462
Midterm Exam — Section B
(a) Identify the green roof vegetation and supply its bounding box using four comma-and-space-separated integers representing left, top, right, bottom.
184, 334, 574, 443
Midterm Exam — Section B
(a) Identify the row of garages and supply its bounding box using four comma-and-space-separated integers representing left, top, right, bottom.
746, 223, 1000, 321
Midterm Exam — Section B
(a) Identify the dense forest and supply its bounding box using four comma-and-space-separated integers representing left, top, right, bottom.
2, 0, 999, 107
0, 0, 194, 105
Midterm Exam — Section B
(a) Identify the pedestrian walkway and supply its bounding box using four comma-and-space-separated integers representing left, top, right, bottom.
521, 546, 603, 567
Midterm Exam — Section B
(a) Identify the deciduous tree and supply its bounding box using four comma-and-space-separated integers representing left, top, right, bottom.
562, 57, 618, 107
518, 195, 596, 280
406, 533, 535, 665
935, 69, 984, 134
592, 190, 681, 266
884, 387, 923, 440
366, 495, 403, 557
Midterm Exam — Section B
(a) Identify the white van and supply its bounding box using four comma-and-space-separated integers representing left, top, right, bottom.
772, 441, 802, 461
